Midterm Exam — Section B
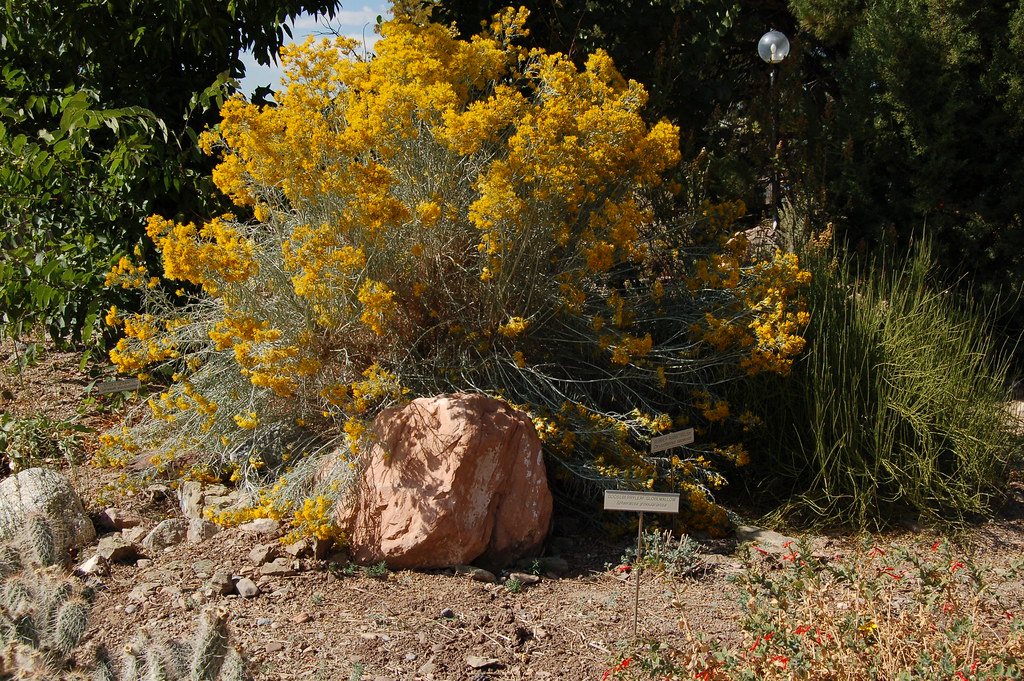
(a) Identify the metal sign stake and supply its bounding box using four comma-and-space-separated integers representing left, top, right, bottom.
633, 510, 644, 638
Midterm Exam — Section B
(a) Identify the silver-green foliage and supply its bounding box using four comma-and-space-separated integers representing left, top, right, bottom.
621, 529, 702, 578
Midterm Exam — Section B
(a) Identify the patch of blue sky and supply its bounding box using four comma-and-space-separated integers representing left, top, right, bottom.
237, 3, 390, 96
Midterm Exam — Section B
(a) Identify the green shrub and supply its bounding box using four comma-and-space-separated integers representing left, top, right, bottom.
741, 236, 1022, 529
619, 529, 701, 578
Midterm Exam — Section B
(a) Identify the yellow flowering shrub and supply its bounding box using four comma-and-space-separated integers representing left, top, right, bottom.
102, 8, 810, 537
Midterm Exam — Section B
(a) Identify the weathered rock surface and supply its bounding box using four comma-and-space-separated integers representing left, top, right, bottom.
187, 518, 220, 543
0, 467, 95, 551
177, 481, 245, 519
735, 524, 799, 553
96, 533, 139, 563
334, 393, 552, 570
141, 518, 188, 554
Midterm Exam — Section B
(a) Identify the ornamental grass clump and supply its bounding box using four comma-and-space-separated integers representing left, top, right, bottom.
742, 234, 1021, 530
101, 8, 811, 535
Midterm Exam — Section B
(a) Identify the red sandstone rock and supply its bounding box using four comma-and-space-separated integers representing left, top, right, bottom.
335, 393, 552, 569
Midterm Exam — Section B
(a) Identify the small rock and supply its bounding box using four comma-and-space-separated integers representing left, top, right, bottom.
735, 525, 799, 554
122, 526, 148, 543
249, 544, 278, 566
124, 604, 139, 615
537, 556, 568, 575
439, 608, 455, 619
193, 558, 217, 574
507, 572, 541, 585
403, 653, 417, 661
76, 554, 110, 576
533, 627, 548, 639
417, 662, 437, 676
239, 518, 280, 534
187, 518, 220, 543
235, 577, 260, 598
99, 508, 144, 531
265, 641, 285, 653
128, 582, 160, 603
259, 558, 297, 577
466, 655, 500, 669
282, 536, 331, 559
256, 618, 274, 626
135, 558, 153, 569
141, 518, 188, 554
292, 612, 312, 624
96, 534, 139, 563
209, 569, 234, 596
455, 565, 497, 583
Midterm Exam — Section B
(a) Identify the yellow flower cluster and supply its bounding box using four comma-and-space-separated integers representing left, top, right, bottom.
283, 495, 347, 545
687, 202, 812, 377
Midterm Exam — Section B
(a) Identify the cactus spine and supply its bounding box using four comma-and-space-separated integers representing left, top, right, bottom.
54, 598, 89, 655
1, 506, 251, 680
189, 607, 230, 681
24, 512, 60, 567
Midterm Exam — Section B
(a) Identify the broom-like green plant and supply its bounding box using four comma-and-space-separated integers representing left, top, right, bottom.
743, 240, 1021, 528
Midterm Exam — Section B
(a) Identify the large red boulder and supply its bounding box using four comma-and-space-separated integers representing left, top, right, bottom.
335, 393, 552, 570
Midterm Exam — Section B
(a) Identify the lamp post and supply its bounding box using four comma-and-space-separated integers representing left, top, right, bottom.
758, 29, 790, 230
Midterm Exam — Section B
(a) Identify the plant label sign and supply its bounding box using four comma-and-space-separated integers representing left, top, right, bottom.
94, 377, 141, 395
650, 428, 694, 453
603, 490, 680, 514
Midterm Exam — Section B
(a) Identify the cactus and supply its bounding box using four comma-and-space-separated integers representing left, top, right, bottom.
54, 598, 89, 655
160, 640, 193, 679
1, 517, 250, 681
23, 512, 62, 568
216, 649, 246, 681
189, 607, 229, 681
90, 645, 117, 681
0, 544, 22, 579
4, 575, 34, 613
143, 648, 171, 681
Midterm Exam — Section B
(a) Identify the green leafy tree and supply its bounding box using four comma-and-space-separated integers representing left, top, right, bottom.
0, 0, 339, 347
787, 0, 1024, 310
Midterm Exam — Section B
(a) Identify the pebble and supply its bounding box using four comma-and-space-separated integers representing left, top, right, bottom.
256, 618, 274, 626
239, 518, 280, 534
265, 641, 284, 653
507, 572, 541, 585
293, 612, 312, 624
439, 608, 455, 619
466, 655, 500, 669
235, 577, 260, 598
455, 565, 497, 583
259, 558, 297, 577
124, 605, 139, 614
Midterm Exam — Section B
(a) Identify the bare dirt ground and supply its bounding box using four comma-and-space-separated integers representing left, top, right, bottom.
3, 339, 1024, 680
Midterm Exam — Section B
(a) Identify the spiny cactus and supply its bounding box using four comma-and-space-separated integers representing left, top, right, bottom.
1, 515, 250, 681
54, 598, 90, 656
189, 607, 230, 681
23, 512, 62, 568
0, 544, 22, 579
